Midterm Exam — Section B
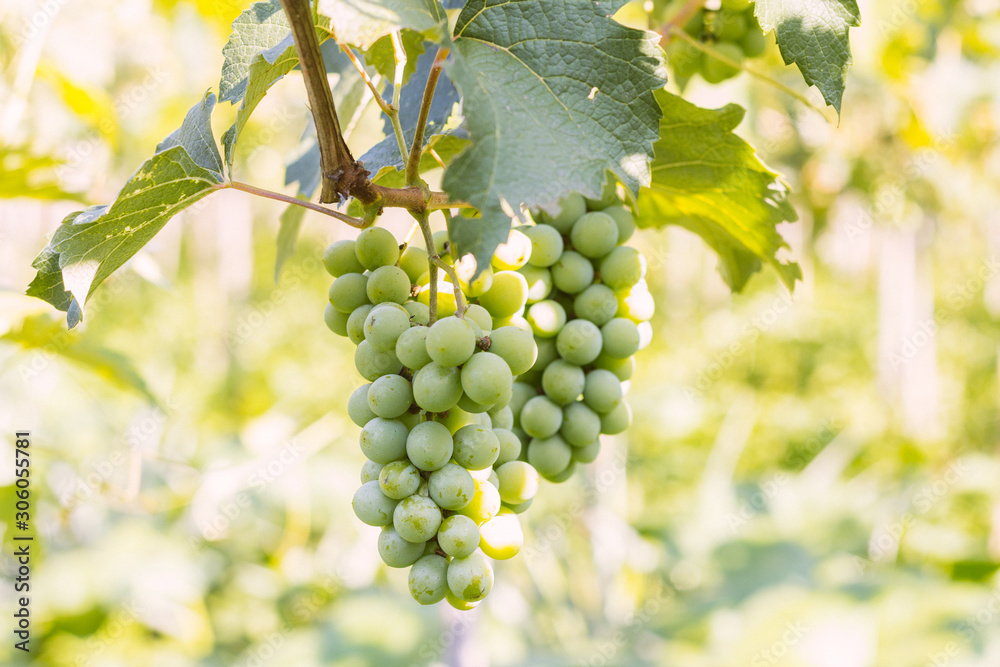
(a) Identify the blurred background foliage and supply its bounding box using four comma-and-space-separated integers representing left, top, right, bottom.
2, 0, 1000, 665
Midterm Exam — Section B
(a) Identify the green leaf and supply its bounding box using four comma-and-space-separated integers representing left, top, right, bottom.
0, 147, 86, 203
219, 0, 289, 104
157, 91, 224, 175
317, 0, 448, 49
637, 91, 800, 292
754, 0, 860, 114
442, 0, 668, 272
275, 200, 306, 282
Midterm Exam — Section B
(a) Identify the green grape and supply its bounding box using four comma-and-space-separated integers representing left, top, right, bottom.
669, 39, 706, 83
478, 270, 529, 320
428, 463, 475, 510
355, 227, 400, 270
594, 352, 635, 381
541, 360, 586, 405
461, 352, 513, 407
458, 393, 492, 414
527, 435, 572, 478
492, 314, 533, 335
401, 411, 422, 430
574, 284, 619, 326
412, 362, 463, 412
408, 554, 449, 605
456, 477, 501, 524
486, 326, 537, 376
637, 321, 654, 350
741, 27, 767, 58
324, 303, 350, 336
600, 206, 636, 244
509, 382, 537, 420
702, 42, 743, 83
551, 250, 595, 294
601, 317, 641, 359
406, 420, 454, 471
599, 246, 644, 291
616, 287, 655, 322
379, 460, 421, 499
479, 509, 523, 560
361, 459, 384, 484
464, 304, 493, 334
493, 428, 522, 466
572, 438, 601, 464
400, 245, 429, 284
600, 399, 632, 435
583, 369, 623, 413
455, 258, 494, 297
570, 212, 619, 258
404, 300, 431, 326
437, 514, 480, 558
355, 340, 403, 381
367, 374, 413, 419
445, 590, 481, 611
717, 9, 748, 42
547, 461, 577, 483
432, 230, 452, 261
555, 319, 603, 366
417, 282, 458, 318
504, 498, 534, 514
447, 552, 494, 602
377, 526, 425, 568
352, 481, 399, 526
520, 395, 563, 438
519, 265, 554, 304
396, 326, 432, 370
426, 316, 476, 367
492, 228, 532, 270
560, 402, 602, 446
347, 304, 374, 345
526, 300, 567, 338
367, 265, 411, 305
434, 407, 479, 434
323, 239, 365, 276
524, 224, 564, 267
495, 461, 539, 505
393, 494, 443, 543
360, 417, 409, 464
529, 337, 559, 375
488, 404, 513, 430
364, 303, 411, 351
329, 273, 370, 313
542, 193, 587, 234
584, 176, 619, 210
452, 424, 501, 471
348, 384, 376, 427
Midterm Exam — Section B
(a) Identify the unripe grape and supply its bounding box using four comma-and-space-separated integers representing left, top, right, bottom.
323, 239, 365, 276
355, 227, 400, 270
508, 382, 536, 420
600, 399, 632, 435
360, 417, 409, 463
546, 461, 576, 483
427, 316, 476, 367
456, 477, 501, 524
488, 404, 514, 430
529, 337, 559, 375
519, 265, 554, 304
348, 384, 377, 427
432, 230, 452, 261
464, 304, 493, 334
400, 245, 429, 284
445, 590, 481, 611
593, 352, 635, 381
428, 463, 475, 510
572, 438, 601, 464
447, 552, 494, 602
455, 257, 494, 297
329, 272, 370, 313
361, 459, 384, 483
367, 265, 411, 305
717, 9, 748, 42
364, 303, 411, 351
492, 314, 533, 335
520, 395, 563, 438
600, 206, 636, 244
570, 212, 619, 258
551, 250, 594, 294
541, 360, 586, 405
583, 369, 623, 413
574, 284, 619, 326
377, 526, 425, 568
352, 481, 399, 526
527, 435, 572, 478
324, 303, 349, 336
556, 319, 603, 366
524, 224, 564, 267
396, 326, 433, 370
560, 402, 602, 446
637, 321, 654, 350
394, 494, 443, 543
417, 281, 458, 317
408, 554, 449, 605
461, 352, 513, 407
601, 317, 641, 359
406, 420, 454, 471
585, 176, 620, 210
458, 393, 492, 414
355, 340, 403, 381
495, 461, 539, 505
379, 460, 421, 499
504, 498, 534, 514
702, 42, 743, 83
492, 228, 532, 270
412, 362, 463, 412
479, 509, 524, 560
453, 424, 501, 471
599, 246, 644, 291
542, 193, 587, 234
347, 304, 374, 345
478, 271, 529, 320
487, 326, 537, 376
741, 27, 767, 58
434, 407, 478, 434
437, 514, 480, 558
404, 300, 431, 326
366, 374, 413, 419
526, 300, 567, 338
616, 287, 655, 322
493, 428, 522, 466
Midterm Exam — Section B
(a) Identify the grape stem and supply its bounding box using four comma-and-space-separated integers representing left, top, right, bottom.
406, 47, 449, 186
413, 210, 439, 324
335, 37, 407, 164
433, 257, 467, 318
388, 30, 411, 165
220, 181, 367, 227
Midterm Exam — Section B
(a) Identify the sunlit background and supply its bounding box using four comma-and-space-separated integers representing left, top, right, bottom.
2, 0, 1000, 665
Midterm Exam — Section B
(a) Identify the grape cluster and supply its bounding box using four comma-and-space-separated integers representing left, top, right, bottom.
667, 0, 767, 85
491, 187, 652, 484
323, 227, 541, 610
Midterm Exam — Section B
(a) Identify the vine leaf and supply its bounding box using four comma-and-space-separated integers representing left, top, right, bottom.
26, 95, 224, 327
442, 0, 668, 273
219, 0, 290, 105
754, 0, 860, 113
638, 91, 800, 292
316, 0, 449, 49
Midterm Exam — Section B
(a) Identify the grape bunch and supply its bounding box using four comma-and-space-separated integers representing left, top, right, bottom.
489, 187, 653, 484
322, 227, 542, 610
667, 0, 767, 86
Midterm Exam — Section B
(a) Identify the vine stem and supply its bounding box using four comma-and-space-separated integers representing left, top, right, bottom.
338, 43, 393, 115
413, 210, 439, 324
220, 181, 367, 227
434, 258, 467, 317
387, 31, 410, 164
406, 47, 449, 186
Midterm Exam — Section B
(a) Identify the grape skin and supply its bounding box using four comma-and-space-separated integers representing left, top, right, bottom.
437, 514, 480, 558
412, 362, 464, 412
570, 212, 618, 258
352, 481, 398, 526
426, 316, 477, 367
329, 273, 370, 313
408, 554, 449, 605
406, 420, 454, 471
323, 239, 365, 276
447, 552, 494, 602
461, 352, 513, 407
519, 395, 563, 439
541, 360, 586, 405
393, 494, 443, 543
367, 374, 413, 419
355, 227, 400, 270
377, 526, 425, 568
428, 463, 475, 510
360, 417, 409, 464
